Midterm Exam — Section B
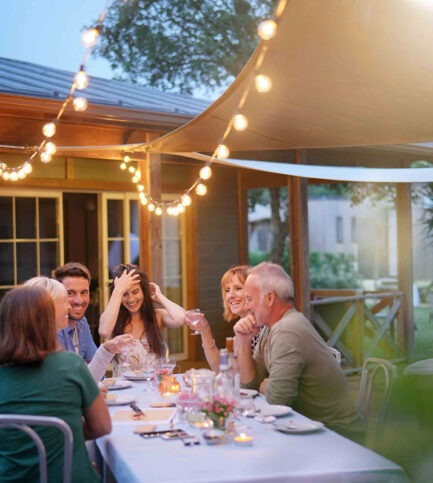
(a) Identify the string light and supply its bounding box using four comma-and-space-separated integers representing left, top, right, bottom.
73, 97, 88, 112
1, 1, 284, 219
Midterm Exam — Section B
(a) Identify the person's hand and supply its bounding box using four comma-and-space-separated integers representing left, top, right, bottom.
259, 377, 269, 395
113, 269, 140, 294
149, 282, 162, 303
233, 313, 259, 345
184, 312, 210, 333
102, 334, 133, 354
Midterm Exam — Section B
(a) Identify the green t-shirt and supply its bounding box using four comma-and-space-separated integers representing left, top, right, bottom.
0, 351, 100, 482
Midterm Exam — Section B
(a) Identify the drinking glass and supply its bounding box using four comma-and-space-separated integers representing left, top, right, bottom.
186, 308, 202, 335
162, 356, 177, 374
140, 353, 157, 392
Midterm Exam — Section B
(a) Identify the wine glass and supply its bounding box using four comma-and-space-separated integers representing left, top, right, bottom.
140, 353, 157, 392
162, 356, 177, 375
186, 308, 202, 335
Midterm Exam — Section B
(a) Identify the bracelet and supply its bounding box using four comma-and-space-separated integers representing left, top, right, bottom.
202, 338, 216, 350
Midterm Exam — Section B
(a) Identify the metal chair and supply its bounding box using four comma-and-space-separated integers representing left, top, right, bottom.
0, 414, 73, 483
357, 357, 397, 449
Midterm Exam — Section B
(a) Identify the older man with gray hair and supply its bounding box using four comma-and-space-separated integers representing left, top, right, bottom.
234, 262, 364, 442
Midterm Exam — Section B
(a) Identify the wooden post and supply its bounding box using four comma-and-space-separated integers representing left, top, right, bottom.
238, 170, 249, 264
395, 183, 414, 359
288, 150, 311, 320
139, 144, 162, 285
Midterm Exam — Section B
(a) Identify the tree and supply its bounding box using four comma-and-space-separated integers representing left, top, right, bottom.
94, 0, 277, 95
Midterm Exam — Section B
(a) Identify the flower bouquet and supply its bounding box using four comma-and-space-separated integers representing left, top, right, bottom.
156, 367, 172, 383
199, 396, 238, 430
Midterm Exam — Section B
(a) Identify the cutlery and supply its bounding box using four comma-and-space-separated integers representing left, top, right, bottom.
130, 403, 146, 418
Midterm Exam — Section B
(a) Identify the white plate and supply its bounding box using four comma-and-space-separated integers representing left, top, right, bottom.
122, 371, 149, 381
240, 389, 258, 398
104, 379, 132, 391
105, 394, 136, 406
273, 420, 324, 434
260, 405, 292, 417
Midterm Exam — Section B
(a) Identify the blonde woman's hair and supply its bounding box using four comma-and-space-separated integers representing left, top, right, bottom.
25, 276, 67, 301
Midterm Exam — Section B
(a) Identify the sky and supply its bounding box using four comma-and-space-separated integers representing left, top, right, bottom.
0, 0, 115, 79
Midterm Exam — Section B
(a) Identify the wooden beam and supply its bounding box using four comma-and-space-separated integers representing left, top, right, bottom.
396, 183, 414, 359
288, 150, 311, 319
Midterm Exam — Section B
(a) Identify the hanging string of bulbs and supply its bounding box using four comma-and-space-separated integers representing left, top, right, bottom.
117, 2, 286, 217
0, 1, 111, 181
0, 0, 287, 218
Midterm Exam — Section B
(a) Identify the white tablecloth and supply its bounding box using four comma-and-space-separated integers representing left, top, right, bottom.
96, 377, 408, 483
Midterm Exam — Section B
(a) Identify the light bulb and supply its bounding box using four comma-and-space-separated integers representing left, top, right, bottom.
40, 152, 52, 163
23, 163, 32, 174
196, 183, 207, 196
74, 70, 89, 90
215, 144, 230, 159
255, 74, 272, 93
233, 114, 248, 131
120, 162, 127, 170
166, 206, 173, 215
148, 203, 155, 212
42, 122, 56, 138
9, 172, 18, 181
181, 194, 192, 206
73, 97, 88, 111
0, 167, 3, 176
44, 142, 57, 155
2, 171, 10, 180
155, 206, 163, 216
176, 204, 185, 213
134, 169, 141, 179
123, 154, 131, 163
128, 166, 135, 174
17, 169, 26, 179
81, 28, 99, 48
132, 176, 138, 183
137, 184, 144, 192
257, 20, 277, 40
199, 166, 212, 180
139, 193, 148, 205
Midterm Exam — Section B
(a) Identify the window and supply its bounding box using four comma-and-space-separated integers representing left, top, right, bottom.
0, 192, 62, 299
351, 216, 357, 243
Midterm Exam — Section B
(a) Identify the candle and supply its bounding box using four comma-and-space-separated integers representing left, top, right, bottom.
234, 433, 253, 446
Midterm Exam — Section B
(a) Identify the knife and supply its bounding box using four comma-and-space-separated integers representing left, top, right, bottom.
130, 403, 146, 418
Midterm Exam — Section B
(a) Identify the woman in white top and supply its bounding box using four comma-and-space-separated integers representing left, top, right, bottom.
24, 276, 131, 382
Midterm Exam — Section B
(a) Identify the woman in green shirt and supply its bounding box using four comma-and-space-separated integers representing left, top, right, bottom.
0, 285, 111, 482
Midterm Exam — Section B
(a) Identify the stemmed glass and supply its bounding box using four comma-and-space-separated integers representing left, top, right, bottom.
140, 353, 157, 392
161, 356, 177, 375
186, 308, 202, 336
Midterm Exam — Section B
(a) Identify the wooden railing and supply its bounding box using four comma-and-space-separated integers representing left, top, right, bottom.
311, 289, 405, 373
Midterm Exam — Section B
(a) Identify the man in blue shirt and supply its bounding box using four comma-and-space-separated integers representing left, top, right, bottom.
54, 262, 97, 363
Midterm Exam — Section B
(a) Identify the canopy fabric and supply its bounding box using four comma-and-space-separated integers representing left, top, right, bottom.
178, 152, 433, 183
135, 0, 433, 155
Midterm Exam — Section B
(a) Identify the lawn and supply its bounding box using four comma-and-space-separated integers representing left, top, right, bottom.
412, 305, 433, 361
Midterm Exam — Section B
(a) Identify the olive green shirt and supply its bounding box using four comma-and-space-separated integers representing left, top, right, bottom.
245, 308, 363, 436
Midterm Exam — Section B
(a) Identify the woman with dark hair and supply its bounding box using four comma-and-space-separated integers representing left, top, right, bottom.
99, 264, 185, 366
185, 265, 251, 371
0, 286, 111, 482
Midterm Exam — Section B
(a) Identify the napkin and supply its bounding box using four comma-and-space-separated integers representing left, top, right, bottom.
111, 408, 175, 422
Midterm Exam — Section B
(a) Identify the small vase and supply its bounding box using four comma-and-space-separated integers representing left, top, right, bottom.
210, 415, 226, 430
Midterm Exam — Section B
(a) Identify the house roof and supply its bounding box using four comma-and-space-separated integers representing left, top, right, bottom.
0, 57, 209, 117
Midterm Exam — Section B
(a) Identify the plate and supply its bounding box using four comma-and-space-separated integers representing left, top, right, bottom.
273, 420, 324, 434
105, 394, 136, 406
240, 389, 258, 398
259, 405, 292, 417
103, 379, 132, 390
122, 371, 149, 381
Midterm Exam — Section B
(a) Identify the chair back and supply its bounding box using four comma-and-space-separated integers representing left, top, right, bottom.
0, 414, 73, 483
357, 357, 397, 448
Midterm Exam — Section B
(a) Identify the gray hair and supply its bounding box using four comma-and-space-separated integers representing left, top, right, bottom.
24, 276, 67, 301
249, 262, 294, 303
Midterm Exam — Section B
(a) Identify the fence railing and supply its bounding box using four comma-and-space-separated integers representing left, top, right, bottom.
311, 289, 405, 373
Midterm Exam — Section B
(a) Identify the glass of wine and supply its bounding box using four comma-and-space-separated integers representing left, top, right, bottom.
186, 308, 202, 336
140, 353, 157, 392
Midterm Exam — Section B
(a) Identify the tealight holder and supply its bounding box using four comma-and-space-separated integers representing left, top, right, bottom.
233, 425, 254, 447
158, 375, 181, 399
202, 429, 225, 445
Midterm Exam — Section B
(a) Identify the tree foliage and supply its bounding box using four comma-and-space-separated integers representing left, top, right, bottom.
94, 0, 277, 94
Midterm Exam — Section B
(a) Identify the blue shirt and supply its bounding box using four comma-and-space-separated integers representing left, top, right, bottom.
57, 317, 97, 363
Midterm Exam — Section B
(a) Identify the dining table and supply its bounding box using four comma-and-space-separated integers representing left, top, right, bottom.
95, 373, 408, 483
